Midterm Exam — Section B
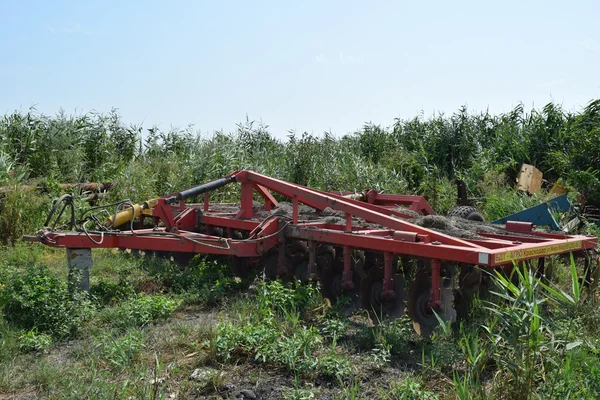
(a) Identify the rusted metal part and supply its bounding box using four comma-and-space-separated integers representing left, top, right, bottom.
1, 182, 113, 206
342, 245, 354, 291
429, 259, 442, 309
307, 241, 317, 279
505, 221, 534, 233
381, 251, 395, 300
1, 182, 113, 193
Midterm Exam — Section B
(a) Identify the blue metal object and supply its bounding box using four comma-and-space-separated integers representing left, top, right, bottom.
492, 194, 571, 230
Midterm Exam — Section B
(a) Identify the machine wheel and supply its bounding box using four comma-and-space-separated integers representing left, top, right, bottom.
407, 269, 456, 337
360, 267, 407, 321
449, 206, 485, 222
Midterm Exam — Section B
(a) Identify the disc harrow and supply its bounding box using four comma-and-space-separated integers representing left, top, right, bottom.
25, 170, 599, 336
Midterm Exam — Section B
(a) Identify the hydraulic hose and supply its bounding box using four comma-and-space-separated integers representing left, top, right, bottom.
165, 175, 236, 204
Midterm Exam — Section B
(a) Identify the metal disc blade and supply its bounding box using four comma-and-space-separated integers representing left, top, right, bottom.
441, 286, 457, 323
385, 274, 407, 320
361, 268, 407, 321
461, 266, 482, 293
320, 267, 361, 315
455, 266, 482, 319
408, 269, 456, 338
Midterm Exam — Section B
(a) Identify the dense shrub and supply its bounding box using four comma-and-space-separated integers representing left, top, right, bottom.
90, 278, 135, 306
0, 265, 94, 338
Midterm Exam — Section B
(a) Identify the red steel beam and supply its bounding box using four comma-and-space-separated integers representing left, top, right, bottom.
285, 225, 595, 266
254, 184, 279, 210
29, 220, 595, 267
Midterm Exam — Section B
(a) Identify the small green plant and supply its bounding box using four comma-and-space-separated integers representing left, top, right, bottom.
354, 317, 412, 356
383, 375, 439, 400
18, 329, 52, 353
338, 379, 361, 400
259, 279, 323, 318
99, 295, 180, 331
212, 318, 326, 375
96, 331, 146, 369
369, 343, 391, 370
282, 377, 317, 400
90, 277, 135, 306
321, 318, 348, 346
317, 350, 351, 379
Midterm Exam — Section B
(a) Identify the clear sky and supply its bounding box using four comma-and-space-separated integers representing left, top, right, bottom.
1, 1, 599, 138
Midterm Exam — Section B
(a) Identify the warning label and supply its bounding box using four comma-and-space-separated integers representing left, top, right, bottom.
493, 241, 582, 264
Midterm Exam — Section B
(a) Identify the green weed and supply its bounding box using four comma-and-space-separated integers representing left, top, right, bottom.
382, 375, 439, 400
98, 295, 180, 331
18, 328, 52, 353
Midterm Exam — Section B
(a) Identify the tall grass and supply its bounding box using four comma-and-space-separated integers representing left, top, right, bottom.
448, 257, 600, 399
1, 101, 599, 198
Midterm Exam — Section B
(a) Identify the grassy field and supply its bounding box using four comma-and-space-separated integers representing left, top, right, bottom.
1, 102, 600, 399
0, 243, 599, 399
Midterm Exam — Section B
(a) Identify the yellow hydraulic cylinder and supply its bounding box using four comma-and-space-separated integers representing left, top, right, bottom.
107, 199, 159, 228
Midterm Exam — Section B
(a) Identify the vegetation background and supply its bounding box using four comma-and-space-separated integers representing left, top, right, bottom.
0, 101, 599, 399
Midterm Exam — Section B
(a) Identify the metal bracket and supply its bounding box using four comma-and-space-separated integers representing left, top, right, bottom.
67, 248, 92, 292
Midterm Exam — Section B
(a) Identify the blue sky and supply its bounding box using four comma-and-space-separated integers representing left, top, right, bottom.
1, 1, 599, 138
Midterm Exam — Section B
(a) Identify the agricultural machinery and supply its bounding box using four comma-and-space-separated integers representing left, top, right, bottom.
25, 171, 598, 336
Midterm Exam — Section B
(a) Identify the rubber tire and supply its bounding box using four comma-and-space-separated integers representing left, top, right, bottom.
448, 206, 485, 222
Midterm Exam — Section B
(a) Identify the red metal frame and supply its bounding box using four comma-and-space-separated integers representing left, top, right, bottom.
338, 189, 435, 215
26, 170, 598, 312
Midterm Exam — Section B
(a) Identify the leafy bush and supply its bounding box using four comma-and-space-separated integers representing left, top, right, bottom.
144, 256, 242, 305
99, 295, 180, 331
0, 265, 94, 338
90, 278, 135, 306
18, 329, 52, 353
